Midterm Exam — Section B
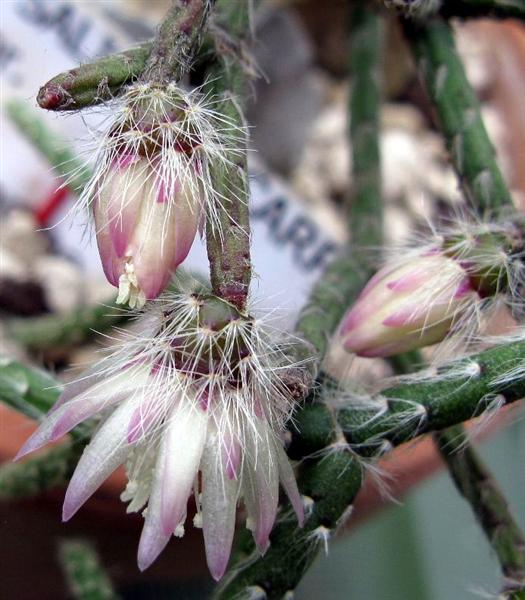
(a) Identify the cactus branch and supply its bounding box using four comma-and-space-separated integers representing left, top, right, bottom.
219, 335, 525, 598
403, 17, 513, 215
141, 0, 215, 84
37, 44, 151, 111
0, 441, 85, 500
216, 451, 362, 600
6, 100, 90, 192
217, 6, 384, 596
204, 4, 252, 310
294, 5, 384, 381
37, 0, 214, 110
0, 358, 62, 421
436, 426, 525, 587
294, 254, 369, 381
348, 4, 383, 251
59, 539, 119, 600
338, 338, 525, 453
6, 301, 129, 352
0, 358, 91, 441
5, 272, 206, 352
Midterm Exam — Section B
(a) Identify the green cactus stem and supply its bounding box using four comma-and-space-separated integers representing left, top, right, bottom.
0, 357, 62, 421
6, 100, 90, 192
59, 539, 119, 600
403, 17, 513, 216
436, 426, 525, 588
294, 4, 384, 381
338, 337, 525, 454
216, 451, 362, 600
141, 0, 214, 84
6, 301, 129, 352
204, 4, 252, 311
37, 44, 151, 111
0, 441, 84, 500
0, 358, 90, 440
348, 4, 384, 252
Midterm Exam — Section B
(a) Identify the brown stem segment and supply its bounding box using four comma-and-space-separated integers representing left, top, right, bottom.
435, 426, 525, 587
204, 4, 252, 311
142, 0, 215, 84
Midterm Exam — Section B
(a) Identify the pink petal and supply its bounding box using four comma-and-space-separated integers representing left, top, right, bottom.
386, 269, 429, 293
15, 409, 65, 460
51, 389, 124, 441
106, 160, 148, 258
93, 195, 122, 286
454, 278, 474, 299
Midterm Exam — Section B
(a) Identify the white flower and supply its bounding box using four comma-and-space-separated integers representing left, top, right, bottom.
17, 289, 304, 580
73, 82, 246, 306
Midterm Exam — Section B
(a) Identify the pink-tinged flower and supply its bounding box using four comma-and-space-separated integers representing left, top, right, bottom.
77, 82, 246, 307
339, 253, 480, 357
93, 154, 199, 308
17, 290, 304, 580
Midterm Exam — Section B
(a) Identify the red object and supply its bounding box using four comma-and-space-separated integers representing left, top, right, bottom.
34, 185, 70, 227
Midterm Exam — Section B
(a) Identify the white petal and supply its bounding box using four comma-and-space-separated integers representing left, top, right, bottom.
160, 403, 208, 535
62, 399, 136, 521
201, 441, 240, 581
137, 436, 171, 570
242, 422, 279, 554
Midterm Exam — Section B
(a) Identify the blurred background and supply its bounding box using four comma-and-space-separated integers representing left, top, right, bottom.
1, 1, 525, 598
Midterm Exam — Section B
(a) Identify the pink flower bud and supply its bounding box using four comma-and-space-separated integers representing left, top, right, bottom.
340, 253, 480, 357
94, 154, 200, 307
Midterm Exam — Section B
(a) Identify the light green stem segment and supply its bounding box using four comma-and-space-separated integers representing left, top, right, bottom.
436, 426, 525, 587
6, 100, 90, 193
59, 539, 119, 600
348, 4, 383, 251
6, 300, 129, 351
404, 17, 513, 215
290, 337, 525, 458
37, 44, 151, 111
204, 3, 251, 310
6, 270, 207, 351
0, 441, 84, 499
294, 4, 384, 382
0, 357, 62, 421
141, 0, 214, 84
0, 358, 90, 441
294, 253, 369, 382
37, 1, 214, 110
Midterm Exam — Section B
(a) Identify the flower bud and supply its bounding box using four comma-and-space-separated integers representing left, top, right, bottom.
340, 252, 480, 357
94, 154, 199, 308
